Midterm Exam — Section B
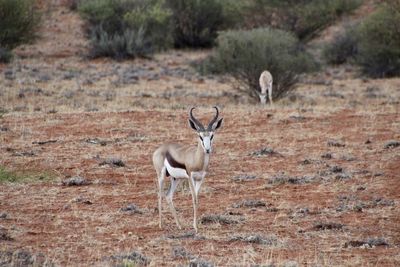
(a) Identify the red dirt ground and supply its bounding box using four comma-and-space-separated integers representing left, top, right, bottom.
0, 109, 399, 266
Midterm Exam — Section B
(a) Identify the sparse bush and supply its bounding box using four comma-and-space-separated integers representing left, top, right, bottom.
0, 47, 13, 63
0, 0, 40, 49
201, 28, 317, 101
244, 0, 362, 40
63, 0, 81, 10
78, 0, 172, 59
323, 23, 359, 64
88, 26, 153, 60
294, 0, 362, 40
0, 0, 40, 63
166, 0, 224, 47
216, 0, 250, 30
355, 6, 400, 77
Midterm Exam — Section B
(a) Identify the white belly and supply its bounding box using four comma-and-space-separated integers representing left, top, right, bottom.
164, 158, 189, 179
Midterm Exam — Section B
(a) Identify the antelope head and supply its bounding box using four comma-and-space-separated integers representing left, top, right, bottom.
189, 107, 223, 154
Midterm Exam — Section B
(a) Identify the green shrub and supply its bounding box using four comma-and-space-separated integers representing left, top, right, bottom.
294, 0, 362, 40
0, 0, 40, 49
355, 6, 400, 77
88, 26, 152, 59
166, 0, 224, 47
201, 28, 317, 101
78, 0, 172, 59
216, 0, 250, 30
243, 0, 362, 41
65, 0, 82, 10
322, 23, 359, 64
0, 47, 13, 63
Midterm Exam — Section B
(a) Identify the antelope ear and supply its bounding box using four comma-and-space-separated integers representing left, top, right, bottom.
213, 118, 223, 131
189, 119, 199, 131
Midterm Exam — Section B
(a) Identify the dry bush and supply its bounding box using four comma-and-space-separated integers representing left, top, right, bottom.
78, 0, 172, 59
201, 28, 317, 101
243, 0, 362, 40
355, 5, 400, 77
166, 0, 224, 47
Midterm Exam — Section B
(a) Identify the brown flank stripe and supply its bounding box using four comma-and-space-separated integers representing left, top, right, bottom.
165, 151, 187, 177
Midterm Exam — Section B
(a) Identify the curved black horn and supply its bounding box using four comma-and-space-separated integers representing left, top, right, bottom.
189, 107, 205, 131
207, 106, 219, 130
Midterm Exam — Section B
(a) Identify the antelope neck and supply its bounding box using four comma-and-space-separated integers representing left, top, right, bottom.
195, 140, 209, 171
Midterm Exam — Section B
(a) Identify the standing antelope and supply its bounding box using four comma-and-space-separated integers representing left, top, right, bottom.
152, 107, 223, 232
259, 70, 273, 105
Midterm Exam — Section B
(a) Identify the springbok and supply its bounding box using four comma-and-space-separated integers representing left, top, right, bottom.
259, 70, 273, 105
152, 107, 223, 232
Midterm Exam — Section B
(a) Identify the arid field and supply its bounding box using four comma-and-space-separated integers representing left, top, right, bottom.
0, 1, 399, 266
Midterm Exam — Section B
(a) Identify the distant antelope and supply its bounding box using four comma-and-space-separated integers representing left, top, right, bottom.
259, 70, 273, 105
152, 107, 223, 232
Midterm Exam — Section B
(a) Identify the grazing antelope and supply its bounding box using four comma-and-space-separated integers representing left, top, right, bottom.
259, 70, 273, 105
152, 107, 223, 232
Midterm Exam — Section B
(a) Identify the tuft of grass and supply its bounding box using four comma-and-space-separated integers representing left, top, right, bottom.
344, 238, 389, 248
200, 214, 241, 225
268, 173, 317, 185
110, 251, 150, 266
229, 233, 280, 246
0, 166, 54, 183
232, 199, 266, 208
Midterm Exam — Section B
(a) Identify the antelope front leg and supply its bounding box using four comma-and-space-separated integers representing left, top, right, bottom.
188, 174, 198, 233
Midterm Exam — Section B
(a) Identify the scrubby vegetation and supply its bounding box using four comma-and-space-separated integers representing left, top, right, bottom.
243, 0, 362, 40
201, 28, 317, 101
0, 0, 40, 63
322, 23, 359, 65
166, 0, 224, 48
78, 0, 172, 59
0, 166, 53, 183
0, 47, 13, 63
323, 3, 400, 78
355, 5, 400, 77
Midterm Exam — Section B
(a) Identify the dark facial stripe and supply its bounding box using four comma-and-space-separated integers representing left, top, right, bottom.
166, 151, 186, 170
